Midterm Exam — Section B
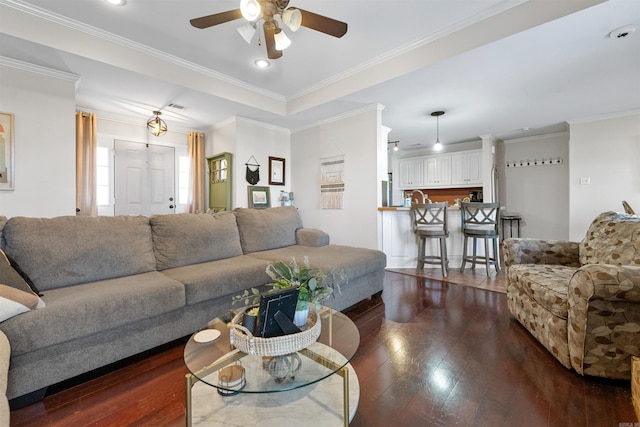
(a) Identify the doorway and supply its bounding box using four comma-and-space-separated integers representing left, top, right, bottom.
114, 140, 175, 216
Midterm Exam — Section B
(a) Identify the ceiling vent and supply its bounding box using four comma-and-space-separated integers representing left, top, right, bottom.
168, 103, 186, 110
609, 25, 636, 39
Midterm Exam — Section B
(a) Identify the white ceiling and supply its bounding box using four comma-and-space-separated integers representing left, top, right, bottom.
0, 0, 639, 151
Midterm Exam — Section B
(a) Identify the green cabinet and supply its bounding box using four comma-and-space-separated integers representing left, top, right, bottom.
207, 152, 232, 212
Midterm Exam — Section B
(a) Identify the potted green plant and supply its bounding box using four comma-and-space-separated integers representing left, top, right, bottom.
266, 256, 345, 326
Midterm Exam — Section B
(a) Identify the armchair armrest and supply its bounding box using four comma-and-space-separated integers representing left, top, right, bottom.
568, 264, 640, 378
296, 228, 330, 247
502, 238, 580, 269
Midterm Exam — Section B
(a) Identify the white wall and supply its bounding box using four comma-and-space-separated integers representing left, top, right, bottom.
568, 112, 640, 241
0, 63, 77, 218
208, 117, 290, 209
499, 131, 570, 240
290, 105, 383, 250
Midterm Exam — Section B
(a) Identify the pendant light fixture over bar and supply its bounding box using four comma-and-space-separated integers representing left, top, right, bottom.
431, 111, 445, 152
147, 111, 167, 137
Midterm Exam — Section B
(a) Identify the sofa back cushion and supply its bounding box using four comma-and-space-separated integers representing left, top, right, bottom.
150, 212, 243, 270
233, 206, 303, 253
3, 216, 156, 291
579, 211, 640, 266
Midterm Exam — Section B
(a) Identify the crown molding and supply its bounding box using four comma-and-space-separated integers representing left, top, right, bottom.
287, 0, 527, 101
236, 116, 291, 134
501, 131, 569, 145
566, 109, 640, 125
0, 55, 79, 82
1, 0, 285, 104
292, 103, 384, 134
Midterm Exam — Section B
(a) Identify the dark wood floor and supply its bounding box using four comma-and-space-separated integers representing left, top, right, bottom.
10, 271, 637, 426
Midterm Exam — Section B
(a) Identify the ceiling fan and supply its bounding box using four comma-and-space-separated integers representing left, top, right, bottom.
190, 0, 348, 60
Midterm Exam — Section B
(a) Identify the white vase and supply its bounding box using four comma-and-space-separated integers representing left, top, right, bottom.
293, 308, 309, 327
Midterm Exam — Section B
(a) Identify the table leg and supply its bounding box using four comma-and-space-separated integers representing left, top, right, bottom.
300, 347, 351, 425
185, 350, 247, 426
186, 373, 195, 427
337, 365, 349, 427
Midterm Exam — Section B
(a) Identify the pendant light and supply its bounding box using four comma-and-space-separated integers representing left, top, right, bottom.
431, 111, 444, 152
147, 111, 167, 137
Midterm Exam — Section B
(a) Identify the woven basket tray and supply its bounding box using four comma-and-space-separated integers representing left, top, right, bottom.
229, 305, 321, 356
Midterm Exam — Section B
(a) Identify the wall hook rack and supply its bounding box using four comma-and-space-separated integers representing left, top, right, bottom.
506, 158, 563, 168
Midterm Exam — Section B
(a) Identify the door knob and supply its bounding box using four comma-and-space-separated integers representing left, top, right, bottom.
169, 205, 174, 209
169, 197, 174, 201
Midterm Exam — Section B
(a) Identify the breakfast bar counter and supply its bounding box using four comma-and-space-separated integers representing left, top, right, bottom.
378, 206, 488, 269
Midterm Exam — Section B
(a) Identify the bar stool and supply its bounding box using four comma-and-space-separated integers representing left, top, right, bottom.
460, 202, 501, 277
411, 202, 449, 277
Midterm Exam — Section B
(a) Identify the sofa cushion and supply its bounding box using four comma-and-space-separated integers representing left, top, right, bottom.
151, 212, 243, 270
0, 271, 185, 356
246, 244, 387, 282
233, 206, 303, 253
507, 264, 577, 319
579, 211, 640, 266
3, 216, 157, 291
160, 255, 271, 305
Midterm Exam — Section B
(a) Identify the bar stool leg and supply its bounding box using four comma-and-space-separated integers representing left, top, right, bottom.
493, 237, 501, 273
471, 237, 477, 270
439, 237, 448, 278
416, 236, 425, 273
484, 238, 491, 277
460, 235, 468, 272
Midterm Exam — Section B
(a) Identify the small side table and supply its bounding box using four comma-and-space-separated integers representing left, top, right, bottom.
501, 214, 522, 240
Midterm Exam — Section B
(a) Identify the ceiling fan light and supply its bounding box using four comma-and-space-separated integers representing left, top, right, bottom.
282, 8, 302, 32
240, 0, 261, 21
274, 29, 291, 51
237, 22, 257, 44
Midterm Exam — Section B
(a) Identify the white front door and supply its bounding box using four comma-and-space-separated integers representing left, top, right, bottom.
114, 140, 175, 216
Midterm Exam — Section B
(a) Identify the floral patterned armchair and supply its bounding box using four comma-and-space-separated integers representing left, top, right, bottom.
503, 211, 640, 379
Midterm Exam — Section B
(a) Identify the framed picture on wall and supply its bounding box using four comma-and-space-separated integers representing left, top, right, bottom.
248, 186, 271, 209
0, 112, 14, 191
268, 156, 285, 186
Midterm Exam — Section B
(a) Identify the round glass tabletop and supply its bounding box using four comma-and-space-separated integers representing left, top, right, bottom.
183, 307, 360, 394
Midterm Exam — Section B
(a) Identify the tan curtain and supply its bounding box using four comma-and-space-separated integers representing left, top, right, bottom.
75, 112, 98, 216
187, 131, 206, 213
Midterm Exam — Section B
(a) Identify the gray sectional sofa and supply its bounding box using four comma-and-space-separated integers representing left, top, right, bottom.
0, 206, 386, 403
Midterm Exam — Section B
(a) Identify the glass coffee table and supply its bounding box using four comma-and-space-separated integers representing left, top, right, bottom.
184, 307, 360, 427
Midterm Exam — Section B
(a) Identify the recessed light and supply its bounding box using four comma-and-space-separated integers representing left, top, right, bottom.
254, 58, 271, 69
105, 0, 126, 6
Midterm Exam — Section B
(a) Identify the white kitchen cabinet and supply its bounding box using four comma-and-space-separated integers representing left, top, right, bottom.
424, 155, 451, 187
398, 158, 424, 189
451, 150, 482, 186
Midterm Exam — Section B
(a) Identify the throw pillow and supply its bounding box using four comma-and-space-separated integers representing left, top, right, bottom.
0, 249, 36, 294
0, 249, 45, 322
0, 284, 44, 323
5, 253, 42, 296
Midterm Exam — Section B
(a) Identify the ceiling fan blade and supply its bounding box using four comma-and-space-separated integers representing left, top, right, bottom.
298, 9, 347, 38
190, 9, 243, 29
264, 22, 283, 59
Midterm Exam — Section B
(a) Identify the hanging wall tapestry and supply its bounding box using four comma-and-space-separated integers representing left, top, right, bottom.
320, 154, 345, 209
245, 155, 260, 185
